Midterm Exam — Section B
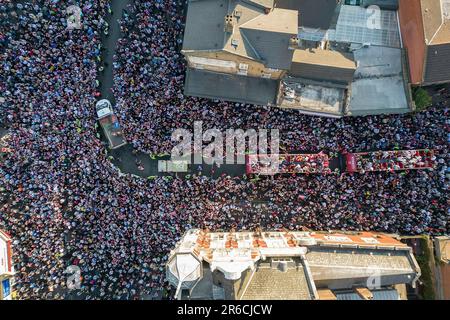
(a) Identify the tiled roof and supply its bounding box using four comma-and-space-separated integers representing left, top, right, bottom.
240, 266, 314, 300
423, 43, 450, 84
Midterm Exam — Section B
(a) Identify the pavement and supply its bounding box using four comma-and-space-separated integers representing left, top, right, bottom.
97, 0, 134, 105
95, 0, 161, 178
108, 144, 247, 178
0, 127, 7, 139
94, 1, 249, 179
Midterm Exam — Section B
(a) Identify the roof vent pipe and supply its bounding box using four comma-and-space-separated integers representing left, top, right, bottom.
278, 261, 288, 272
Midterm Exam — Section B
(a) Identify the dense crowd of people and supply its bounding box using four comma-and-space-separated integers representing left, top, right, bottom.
0, 0, 448, 300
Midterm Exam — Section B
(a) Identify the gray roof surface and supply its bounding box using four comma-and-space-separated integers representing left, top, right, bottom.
349, 46, 410, 115
290, 64, 356, 84
184, 69, 278, 105
240, 28, 294, 69
275, 0, 339, 28
424, 43, 450, 84
183, 0, 228, 50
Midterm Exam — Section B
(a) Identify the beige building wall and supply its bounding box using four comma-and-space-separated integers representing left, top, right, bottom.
183, 50, 286, 79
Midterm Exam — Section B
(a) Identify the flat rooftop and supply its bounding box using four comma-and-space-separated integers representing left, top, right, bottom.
348, 46, 410, 116
275, 0, 339, 29
278, 80, 345, 116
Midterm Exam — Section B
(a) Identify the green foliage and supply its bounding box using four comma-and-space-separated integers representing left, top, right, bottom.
413, 87, 432, 112
416, 237, 435, 300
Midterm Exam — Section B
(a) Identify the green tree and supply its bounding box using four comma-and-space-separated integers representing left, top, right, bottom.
413, 87, 432, 112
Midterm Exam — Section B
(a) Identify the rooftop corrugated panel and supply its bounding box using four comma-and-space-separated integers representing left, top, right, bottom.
336, 289, 400, 300
306, 247, 415, 271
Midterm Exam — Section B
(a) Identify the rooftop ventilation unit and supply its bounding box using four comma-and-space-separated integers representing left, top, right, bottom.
224, 15, 234, 33
289, 37, 300, 50
271, 258, 294, 271
278, 261, 289, 272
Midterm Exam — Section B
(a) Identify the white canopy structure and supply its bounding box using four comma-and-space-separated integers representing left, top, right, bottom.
167, 253, 202, 298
